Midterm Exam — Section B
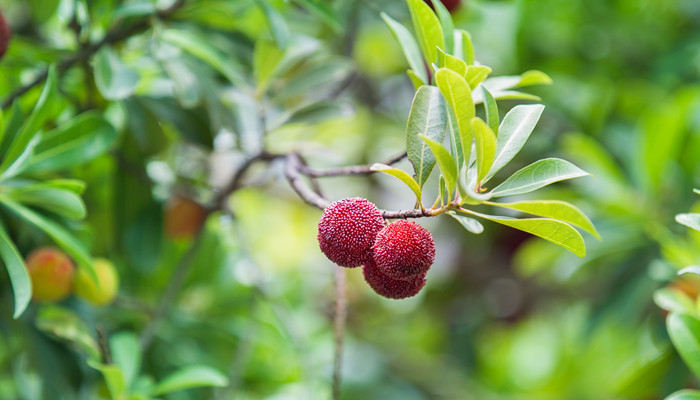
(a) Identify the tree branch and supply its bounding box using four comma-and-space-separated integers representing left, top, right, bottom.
299, 152, 406, 177
1, 0, 187, 109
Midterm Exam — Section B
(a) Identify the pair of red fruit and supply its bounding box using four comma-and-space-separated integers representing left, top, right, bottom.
318, 198, 435, 299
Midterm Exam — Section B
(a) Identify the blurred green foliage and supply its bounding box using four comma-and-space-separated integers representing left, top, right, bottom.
0, 0, 699, 399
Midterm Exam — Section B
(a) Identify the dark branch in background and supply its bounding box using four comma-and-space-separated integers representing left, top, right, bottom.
299, 151, 407, 177
1, 0, 187, 109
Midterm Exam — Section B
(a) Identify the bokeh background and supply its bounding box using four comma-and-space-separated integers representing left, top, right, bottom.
1, 0, 700, 399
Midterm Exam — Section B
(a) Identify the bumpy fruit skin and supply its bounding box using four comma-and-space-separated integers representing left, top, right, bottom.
317, 198, 386, 268
372, 220, 435, 280
164, 195, 207, 240
0, 11, 10, 59
363, 260, 426, 299
425, 0, 461, 13
25, 247, 75, 303
74, 258, 119, 306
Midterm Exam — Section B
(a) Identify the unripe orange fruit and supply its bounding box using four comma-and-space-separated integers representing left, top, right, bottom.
25, 247, 75, 303
164, 195, 207, 240
0, 10, 10, 59
74, 258, 119, 306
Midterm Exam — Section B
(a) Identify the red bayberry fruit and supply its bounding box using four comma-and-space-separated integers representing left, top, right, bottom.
164, 194, 207, 240
372, 220, 435, 280
317, 198, 385, 268
363, 260, 426, 299
424, 0, 461, 13
0, 11, 11, 59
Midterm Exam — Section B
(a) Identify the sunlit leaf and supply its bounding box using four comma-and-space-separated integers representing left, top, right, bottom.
447, 211, 483, 234
406, 86, 448, 188
490, 158, 590, 197
487, 200, 600, 239
667, 389, 700, 400
459, 30, 474, 64
677, 213, 700, 232
371, 163, 422, 202
111, 332, 141, 390
429, 0, 454, 53
88, 360, 126, 400
437, 48, 466, 76
435, 68, 473, 168
7, 187, 86, 220
420, 135, 458, 198
654, 288, 696, 315
407, 0, 444, 66
471, 118, 496, 185
253, 38, 284, 95
465, 65, 491, 88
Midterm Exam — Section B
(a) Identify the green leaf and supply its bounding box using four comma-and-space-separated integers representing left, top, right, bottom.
474, 70, 552, 103
667, 313, 700, 378
654, 288, 697, 315
485, 104, 545, 181
490, 158, 590, 198
406, 86, 448, 188
461, 210, 586, 257
465, 65, 492, 88
437, 48, 467, 77
459, 30, 474, 64
667, 389, 700, 400
381, 13, 428, 85
677, 213, 700, 232
407, 69, 424, 89
407, 0, 445, 66
420, 135, 458, 199
161, 29, 244, 86
0, 199, 93, 275
371, 163, 422, 203
35, 305, 100, 359
253, 38, 284, 95
255, 0, 289, 49
25, 111, 117, 173
486, 200, 600, 239
150, 365, 228, 396
111, 332, 141, 391
88, 360, 127, 400
0, 221, 31, 319
94, 46, 140, 100
514, 70, 553, 87
284, 102, 348, 125
291, 0, 342, 33
447, 211, 483, 234
471, 118, 497, 185
694, 189, 700, 196
482, 86, 499, 135
429, 0, 454, 53
435, 68, 474, 168
0, 65, 57, 179
7, 187, 86, 220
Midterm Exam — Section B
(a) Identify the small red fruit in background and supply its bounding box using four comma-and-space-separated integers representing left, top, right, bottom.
164, 194, 207, 240
424, 0, 461, 13
25, 247, 75, 303
372, 220, 435, 280
317, 198, 386, 268
363, 260, 426, 299
0, 10, 10, 59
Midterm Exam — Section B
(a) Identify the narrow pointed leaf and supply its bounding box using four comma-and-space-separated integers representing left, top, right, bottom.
429, 0, 454, 53
460, 30, 474, 64
382, 13, 428, 84
406, 86, 448, 188
485, 104, 545, 180
150, 365, 228, 396
110, 332, 141, 390
465, 65, 491, 88
676, 213, 700, 232
0, 199, 93, 277
482, 86, 499, 135
420, 135, 458, 198
0, 221, 31, 319
88, 361, 126, 400
487, 200, 600, 239
407, 0, 445, 65
490, 158, 590, 197
437, 48, 467, 76
407, 69, 425, 89
471, 118, 496, 185
653, 288, 696, 315
0, 65, 57, 177
447, 212, 483, 234
371, 163, 422, 202
463, 210, 586, 257
435, 68, 474, 168
666, 390, 700, 400
514, 70, 553, 87
694, 189, 700, 196
8, 187, 86, 220
668, 313, 700, 379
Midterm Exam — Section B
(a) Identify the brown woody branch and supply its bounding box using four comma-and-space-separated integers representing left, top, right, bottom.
1, 0, 187, 109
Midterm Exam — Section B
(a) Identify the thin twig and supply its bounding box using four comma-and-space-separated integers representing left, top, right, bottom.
299, 152, 407, 177
211, 151, 283, 213
1, 0, 187, 109
332, 267, 347, 400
